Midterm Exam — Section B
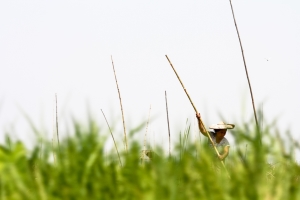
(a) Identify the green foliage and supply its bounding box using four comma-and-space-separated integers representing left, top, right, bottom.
0, 117, 299, 200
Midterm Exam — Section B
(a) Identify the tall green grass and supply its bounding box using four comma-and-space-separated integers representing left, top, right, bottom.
0, 115, 299, 199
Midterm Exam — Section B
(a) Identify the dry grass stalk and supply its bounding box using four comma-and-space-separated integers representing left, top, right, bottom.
142, 104, 152, 164
52, 93, 60, 163
101, 109, 122, 167
228, 0, 259, 131
165, 91, 171, 157
55, 93, 60, 148
110, 56, 128, 152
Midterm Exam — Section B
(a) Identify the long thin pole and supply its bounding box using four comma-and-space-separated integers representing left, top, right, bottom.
111, 56, 128, 152
165, 91, 171, 157
101, 109, 122, 167
228, 0, 259, 130
165, 55, 229, 176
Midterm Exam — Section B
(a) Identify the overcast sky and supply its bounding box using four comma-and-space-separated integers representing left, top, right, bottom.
0, 1, 299, 156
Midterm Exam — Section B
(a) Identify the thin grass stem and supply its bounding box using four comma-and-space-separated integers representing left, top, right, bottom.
228, 0, 259, 134
101, 109, 122, 167
142, 104, 151, 164
165, 91, 171, 157
55, 93, 60, 149
110, 56, 128, 152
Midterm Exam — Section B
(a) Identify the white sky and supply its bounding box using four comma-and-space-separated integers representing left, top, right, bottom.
0, 1, 299, 155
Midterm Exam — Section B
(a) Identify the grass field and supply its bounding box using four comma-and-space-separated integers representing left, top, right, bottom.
0, 115, 299, 199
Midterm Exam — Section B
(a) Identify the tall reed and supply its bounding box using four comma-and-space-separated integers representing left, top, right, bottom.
0, 112, 299, 199
110, 56, 128, 152
227, 0, 259, 133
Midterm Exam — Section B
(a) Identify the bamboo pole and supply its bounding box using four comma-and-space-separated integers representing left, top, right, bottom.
101, 109, 122, 167
165, 91, 171, 157
228, 0, 259, 132
165, 55, 229, 177
111, 56, 128, 152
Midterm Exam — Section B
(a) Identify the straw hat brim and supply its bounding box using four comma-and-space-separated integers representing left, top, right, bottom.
209, 122, 235, 130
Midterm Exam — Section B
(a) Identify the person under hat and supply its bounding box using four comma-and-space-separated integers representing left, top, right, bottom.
196, 113, 235, 162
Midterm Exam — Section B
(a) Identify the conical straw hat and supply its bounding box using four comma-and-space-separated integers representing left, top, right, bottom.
209, 121, 235, 129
